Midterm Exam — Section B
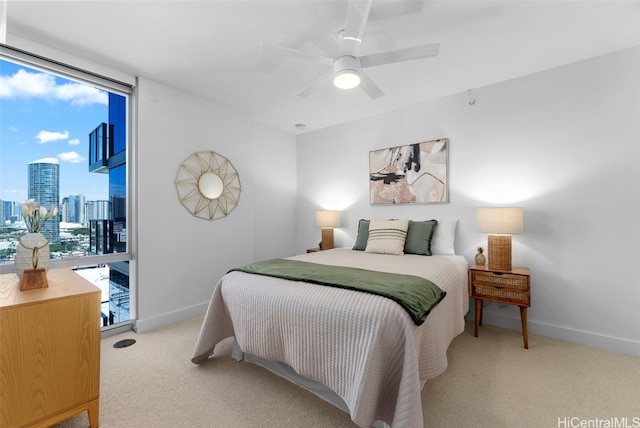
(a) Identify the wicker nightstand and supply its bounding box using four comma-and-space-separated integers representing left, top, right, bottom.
469, 264, 531, 349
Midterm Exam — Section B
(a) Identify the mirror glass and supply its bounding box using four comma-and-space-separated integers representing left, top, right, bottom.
198, 172, 224, 199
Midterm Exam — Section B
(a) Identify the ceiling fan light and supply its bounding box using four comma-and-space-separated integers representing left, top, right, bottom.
333, 70, 360, 89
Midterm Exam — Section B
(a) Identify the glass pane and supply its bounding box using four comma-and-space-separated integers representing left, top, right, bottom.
0, 58, 131, 327
74, 262, 130, 327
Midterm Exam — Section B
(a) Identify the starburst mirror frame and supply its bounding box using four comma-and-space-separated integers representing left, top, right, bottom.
175, 151, 241, 221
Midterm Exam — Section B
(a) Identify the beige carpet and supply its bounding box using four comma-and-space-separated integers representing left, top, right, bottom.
54, 315, 640, 428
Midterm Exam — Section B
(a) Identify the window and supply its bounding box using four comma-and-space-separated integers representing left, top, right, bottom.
0, 46, 135, 331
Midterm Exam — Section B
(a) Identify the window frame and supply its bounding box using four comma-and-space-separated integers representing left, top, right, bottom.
0, 44, 138, 327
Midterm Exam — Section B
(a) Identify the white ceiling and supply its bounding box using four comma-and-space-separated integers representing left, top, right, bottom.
5, 0, 640, 134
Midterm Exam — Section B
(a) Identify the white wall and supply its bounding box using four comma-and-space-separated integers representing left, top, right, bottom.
135, 77, 297, 332
296, 46, 640, 357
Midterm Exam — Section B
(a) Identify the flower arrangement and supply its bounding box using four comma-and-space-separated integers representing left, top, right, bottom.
20, 199, 58, 233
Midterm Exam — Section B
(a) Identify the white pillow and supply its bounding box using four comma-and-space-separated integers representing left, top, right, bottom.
431, 219, 458, 255
365, 219, 409, 255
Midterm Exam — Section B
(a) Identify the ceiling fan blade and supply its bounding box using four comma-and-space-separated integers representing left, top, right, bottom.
342, 0, 373, 55
259, 43, 334, 66
360, 43, 440, 68
298, 70, 334, 98
359, 71, 384, 100
255, 17, 341, 74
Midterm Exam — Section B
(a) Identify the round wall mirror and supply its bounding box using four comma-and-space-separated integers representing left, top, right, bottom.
198, 172, 224, 199
175, 151, 241, 220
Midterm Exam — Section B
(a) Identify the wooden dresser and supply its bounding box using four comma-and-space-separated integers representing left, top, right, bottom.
0, 268, 101, 428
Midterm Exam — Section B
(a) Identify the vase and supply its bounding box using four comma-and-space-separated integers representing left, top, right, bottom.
15, 231, 51, 279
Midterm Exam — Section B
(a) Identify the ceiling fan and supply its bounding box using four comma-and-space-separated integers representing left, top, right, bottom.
259, 0, 440, 99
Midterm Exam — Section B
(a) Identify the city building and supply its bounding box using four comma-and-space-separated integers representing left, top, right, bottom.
60, 197, 69, 223
0, 200, 19, 224
28, 158, 60, 242
88, 92, 130, 325
68, 194, 86, 225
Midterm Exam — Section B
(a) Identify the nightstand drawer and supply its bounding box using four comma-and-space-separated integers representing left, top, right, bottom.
472, 283, 530, 305
470, 271, 529, 290
470, 271, 530, 306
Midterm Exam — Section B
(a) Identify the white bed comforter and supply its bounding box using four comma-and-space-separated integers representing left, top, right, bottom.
192, 248, 469, 428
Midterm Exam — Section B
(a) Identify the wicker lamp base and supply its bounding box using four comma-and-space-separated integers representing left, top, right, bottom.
320, 228, 335, 250
487, 234, 512, 271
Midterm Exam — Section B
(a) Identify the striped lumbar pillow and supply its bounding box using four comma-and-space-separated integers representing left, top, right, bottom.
364, 219, 409, 255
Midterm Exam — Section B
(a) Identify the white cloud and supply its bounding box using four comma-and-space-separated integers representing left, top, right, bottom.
9, 126, 18, 132
36, 130, 69, 144
56, 82, 108, 106
68, 138, 80, 145
0, 69, 108, 105
57, 151, 84, 163
0, 69, 52, 98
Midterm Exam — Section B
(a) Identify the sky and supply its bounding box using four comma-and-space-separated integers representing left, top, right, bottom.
0, 58, 110, 204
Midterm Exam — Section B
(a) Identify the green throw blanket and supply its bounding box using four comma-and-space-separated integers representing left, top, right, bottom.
229, 258, 446, 326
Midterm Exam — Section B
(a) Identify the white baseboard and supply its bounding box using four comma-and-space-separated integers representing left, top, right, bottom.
135, 301, 209, 333
466, 308, 640, 358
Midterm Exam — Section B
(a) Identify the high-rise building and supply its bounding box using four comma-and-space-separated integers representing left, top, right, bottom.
88, 92, 129, 325
28, 158, 60, 242
60, 197, 69, 223
0, 200, 12, 223
68, 194, 86, 225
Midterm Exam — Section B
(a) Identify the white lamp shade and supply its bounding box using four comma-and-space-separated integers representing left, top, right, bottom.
477, 207, 523, 234
315, 210, 341, 228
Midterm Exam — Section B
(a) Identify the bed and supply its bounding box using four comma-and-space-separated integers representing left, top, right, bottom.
191, 236, 469, 428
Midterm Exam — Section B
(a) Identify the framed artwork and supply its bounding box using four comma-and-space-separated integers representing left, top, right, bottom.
369, 138, 448, 205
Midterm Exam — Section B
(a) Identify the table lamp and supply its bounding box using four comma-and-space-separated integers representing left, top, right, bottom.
477, 207, 523, 271
315, 210, 340, 250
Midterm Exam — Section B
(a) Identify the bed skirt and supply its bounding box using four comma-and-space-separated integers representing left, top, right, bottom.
232, 340, 427, 428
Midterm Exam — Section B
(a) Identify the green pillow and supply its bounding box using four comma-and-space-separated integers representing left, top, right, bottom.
352, 219, 370, 251
404, 219, 438, 256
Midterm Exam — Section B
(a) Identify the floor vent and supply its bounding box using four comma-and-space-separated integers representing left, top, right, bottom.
113, 339, 136, 349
